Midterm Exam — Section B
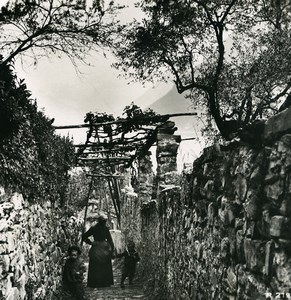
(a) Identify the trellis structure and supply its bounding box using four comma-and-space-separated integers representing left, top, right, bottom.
55, 104, 196, 226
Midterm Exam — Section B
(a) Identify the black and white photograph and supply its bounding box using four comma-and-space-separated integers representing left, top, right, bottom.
0, 0, 290, 299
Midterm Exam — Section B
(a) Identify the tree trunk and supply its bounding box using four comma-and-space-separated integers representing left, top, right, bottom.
208, 90, 240, 140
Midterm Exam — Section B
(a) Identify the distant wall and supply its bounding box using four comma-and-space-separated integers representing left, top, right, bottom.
129, 108, 291, 299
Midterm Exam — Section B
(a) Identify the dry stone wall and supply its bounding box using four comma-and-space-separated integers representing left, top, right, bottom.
0, 189, 71, 300
136, 108, 291, 299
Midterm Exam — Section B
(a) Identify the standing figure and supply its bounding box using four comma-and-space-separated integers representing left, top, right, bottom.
82, 212, 115, 288
62, 245, 86, 300
117, 241, 140, 288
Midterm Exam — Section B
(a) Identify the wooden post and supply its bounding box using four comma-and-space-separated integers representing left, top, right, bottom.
80, 178, 94, 246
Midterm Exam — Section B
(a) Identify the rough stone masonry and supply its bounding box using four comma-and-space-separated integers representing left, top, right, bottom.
125, 108, 291, 299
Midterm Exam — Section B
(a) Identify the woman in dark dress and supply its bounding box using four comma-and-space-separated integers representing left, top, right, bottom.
82, 213, 115, 288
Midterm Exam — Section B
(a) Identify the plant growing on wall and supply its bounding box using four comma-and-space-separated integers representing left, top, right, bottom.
113, 0, 291, 140
0, 59, 75, 204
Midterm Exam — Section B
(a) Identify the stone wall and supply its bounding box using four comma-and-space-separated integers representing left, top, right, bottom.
135, 108, 291, 299
0, 189, 75, 300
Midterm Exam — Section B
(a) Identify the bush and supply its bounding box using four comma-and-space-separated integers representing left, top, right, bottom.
0, 61, 75, 204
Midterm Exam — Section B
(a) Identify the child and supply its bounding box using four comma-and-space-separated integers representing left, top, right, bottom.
117, 241, 140, 288
62, 245, 86, 300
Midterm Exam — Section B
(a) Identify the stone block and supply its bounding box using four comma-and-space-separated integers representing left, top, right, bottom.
244, 238, 266, 273
0, 202, 14, 219
264, 180, 284, 201
279, 199, 291, 216
10, 193, 23, 210
270, 216, 285, 237
244, 221, 256, 238
245, 196, 260, 220
249, 166, 264, 188
264, 174, 280, 185
193, 240, 202, 260
6, 232, 16, 253
6, 287, 19, 300
226, 267, 237, 294
236, 230, 245, 262
0, 219, 9, 233
0, 243, 8, 255
207, 203, 215, 226
257, 212, 271, 239
274, 251, 291, 287
220, 237, 230, 259
264, 241, 274, 277
235, 218, 244, 229
278, 134, 291, 152
264, 107, 291, 140
3, 273, 13, 297
235, 174, 247, 202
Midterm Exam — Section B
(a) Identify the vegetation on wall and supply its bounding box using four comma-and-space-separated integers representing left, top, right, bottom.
0, 60, 75, 204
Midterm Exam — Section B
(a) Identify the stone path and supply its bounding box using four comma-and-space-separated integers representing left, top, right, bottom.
84, 260, 146, 300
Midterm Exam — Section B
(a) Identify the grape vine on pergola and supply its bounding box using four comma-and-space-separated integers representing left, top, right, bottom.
55, 104, 196, 227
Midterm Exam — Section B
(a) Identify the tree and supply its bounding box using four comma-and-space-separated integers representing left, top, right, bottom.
0, 0, 123, 66
113, 0, 291, 141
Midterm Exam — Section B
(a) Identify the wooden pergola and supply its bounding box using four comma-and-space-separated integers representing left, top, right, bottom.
55, 106, 196, 228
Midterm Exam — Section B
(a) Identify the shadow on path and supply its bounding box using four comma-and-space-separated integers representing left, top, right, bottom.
84, 259, 146, 300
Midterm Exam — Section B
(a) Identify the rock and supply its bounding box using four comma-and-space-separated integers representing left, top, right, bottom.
279, 199, 291, 216
264, 241, 274, 277
0, 219, 9, 233
244, 239, 266, 273
6, 287, 19, 300
264, 174, 280, 185
207, 203, 215, 226
264, 180, 284, 201
10, 193, 23, 210
226, 267, 237, 294
274, 251, 291, 286
236, 230, 245, 262
245, 195, 260, 220
235, 174, 247, 202
249, 166, 264, 188
264, 107, 291, 140
278, 134, 291, 152
270, 216, 285, 237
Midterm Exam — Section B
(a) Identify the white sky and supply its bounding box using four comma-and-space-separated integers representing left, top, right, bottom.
12, 0, 173, 143
10, 0, 202, 165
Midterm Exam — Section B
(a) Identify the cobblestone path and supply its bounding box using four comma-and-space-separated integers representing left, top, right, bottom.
84, 260, 146, 300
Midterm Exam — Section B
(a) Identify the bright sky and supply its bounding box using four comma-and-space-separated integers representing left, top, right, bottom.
12, 0, 173, 143
10, 0, 202, 166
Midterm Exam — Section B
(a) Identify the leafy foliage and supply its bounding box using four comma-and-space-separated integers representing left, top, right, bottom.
79, 103, 164, 167
0, 61, 75, 204
0, 0, 123, 66
66, 169, 92, 209
113, 0, 291, 140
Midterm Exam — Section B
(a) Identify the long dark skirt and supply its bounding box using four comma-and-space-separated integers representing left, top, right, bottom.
87, 241, 114, 288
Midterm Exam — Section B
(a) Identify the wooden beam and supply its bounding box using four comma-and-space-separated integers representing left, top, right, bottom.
78, 157, 131, 161
74, 137, 147, 148
53, 112, 197, 129
86, 173, 123, 178
78, 150, 127, 155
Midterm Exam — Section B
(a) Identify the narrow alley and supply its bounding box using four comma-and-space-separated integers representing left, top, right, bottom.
84, 261, 145, 300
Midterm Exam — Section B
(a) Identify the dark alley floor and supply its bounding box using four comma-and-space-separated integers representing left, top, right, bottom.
84, 260, 146, 300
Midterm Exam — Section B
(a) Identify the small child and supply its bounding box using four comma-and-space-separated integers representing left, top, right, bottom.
117, 241, 140, 288
62, 245, 86, 300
